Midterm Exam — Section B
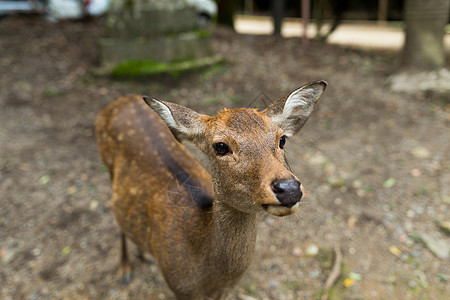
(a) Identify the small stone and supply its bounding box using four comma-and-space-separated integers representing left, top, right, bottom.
66, 186, 77, 195
309, 153, 327, 165
413, 205, 424, 214
410, 168, 421, 177
352, 179, 362, 189
418, 233, 449, 260
438, 220, 450, 235
292, 246, 303, 256
347, 215, 358, 229
1, 248, 16, 263
410, 146, 430, 159
305, 244, 319, 257
442, 195, 450, 205
89, 200, 99, 211
268, 279, 279, 288
323, 163, 336, 175
327, 176, 346, 187
408, 280, 417, 288
310, 269, 320, 278
237, 295, 258, 300
356, 189, 365, 197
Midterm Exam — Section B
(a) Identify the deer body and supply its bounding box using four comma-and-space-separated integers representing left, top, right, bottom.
96, 81, 327, 299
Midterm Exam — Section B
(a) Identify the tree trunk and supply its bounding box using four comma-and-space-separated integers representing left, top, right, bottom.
272, 0, 285, 35
401, 0, 450, 70
217, 0, 237, 30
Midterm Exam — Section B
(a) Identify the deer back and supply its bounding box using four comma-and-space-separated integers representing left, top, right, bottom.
96, 95, 215, 258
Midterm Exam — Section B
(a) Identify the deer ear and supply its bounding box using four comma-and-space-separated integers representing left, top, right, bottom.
143, 96, 207, 141
264, 81, 327, 136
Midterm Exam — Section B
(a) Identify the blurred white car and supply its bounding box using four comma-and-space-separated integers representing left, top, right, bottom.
185, 0, 217, 26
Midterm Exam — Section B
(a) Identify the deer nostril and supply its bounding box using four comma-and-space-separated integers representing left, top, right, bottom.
271, 180, 302, 207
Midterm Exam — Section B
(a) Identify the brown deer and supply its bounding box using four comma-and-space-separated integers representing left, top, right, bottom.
95, 81, 327, 300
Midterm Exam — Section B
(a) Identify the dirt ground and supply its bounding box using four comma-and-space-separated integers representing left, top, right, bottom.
1, 16, 449, 300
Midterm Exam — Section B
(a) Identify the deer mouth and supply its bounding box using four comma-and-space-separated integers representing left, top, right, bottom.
262, 203, 298, 217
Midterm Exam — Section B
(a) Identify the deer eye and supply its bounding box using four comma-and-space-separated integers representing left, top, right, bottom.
279, 135, 287, 149
213, 142, 230, 156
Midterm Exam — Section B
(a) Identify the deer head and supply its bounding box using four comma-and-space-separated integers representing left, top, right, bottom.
143, 81, 327, 216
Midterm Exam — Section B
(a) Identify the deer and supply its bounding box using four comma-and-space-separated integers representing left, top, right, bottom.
95, 80, 327, 300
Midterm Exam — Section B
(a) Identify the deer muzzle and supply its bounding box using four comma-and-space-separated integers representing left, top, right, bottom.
270, 179, 302, 208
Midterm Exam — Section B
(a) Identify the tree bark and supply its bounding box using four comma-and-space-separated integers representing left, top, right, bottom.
272, 0, 285, 35
401, 0, 450, 70
217, 0, 237, 30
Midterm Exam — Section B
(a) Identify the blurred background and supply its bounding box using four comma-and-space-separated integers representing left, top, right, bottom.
0, 0, 449, 299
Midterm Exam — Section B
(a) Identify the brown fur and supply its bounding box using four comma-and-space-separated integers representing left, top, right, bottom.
95, 81, 327, 300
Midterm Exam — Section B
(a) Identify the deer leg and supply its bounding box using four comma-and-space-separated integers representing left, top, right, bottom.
118, 233, 131, 284
136, 247, 155, 264
136, 247, 145, 261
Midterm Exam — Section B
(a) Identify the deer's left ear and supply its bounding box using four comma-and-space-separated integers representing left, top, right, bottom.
264, 81, 327, 136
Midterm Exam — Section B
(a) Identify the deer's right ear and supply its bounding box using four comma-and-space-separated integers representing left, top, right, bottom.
143, 96, 207, 141
264, 81, 327, 136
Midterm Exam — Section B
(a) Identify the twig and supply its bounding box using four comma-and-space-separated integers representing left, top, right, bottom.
321, 245, 343, 300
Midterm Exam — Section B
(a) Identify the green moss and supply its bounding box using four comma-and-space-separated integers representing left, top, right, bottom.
111, 56, 224, 78
112, 60, 174, 77
195, 29, 212, 38
41, 87, 62, 98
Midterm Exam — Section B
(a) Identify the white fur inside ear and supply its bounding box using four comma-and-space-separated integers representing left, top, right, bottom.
283, 88, 310, 120
147, 99, 178, 130
277, 84, 324, 136
266, 81, 326, 136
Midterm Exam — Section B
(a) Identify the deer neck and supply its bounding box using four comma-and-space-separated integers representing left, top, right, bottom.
207, 199, 258, 276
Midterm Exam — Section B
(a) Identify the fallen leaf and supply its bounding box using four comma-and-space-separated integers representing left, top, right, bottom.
38, 175, 50, 185
438, 273, 447, 282
383, 178, 396, 188
62, 246, 71, 256
343, 278, 355, 288
349, 272, 362, 281
389, 245, 402, 257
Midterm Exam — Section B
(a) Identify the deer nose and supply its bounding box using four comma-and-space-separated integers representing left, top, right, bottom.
270, 179, 302, 208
